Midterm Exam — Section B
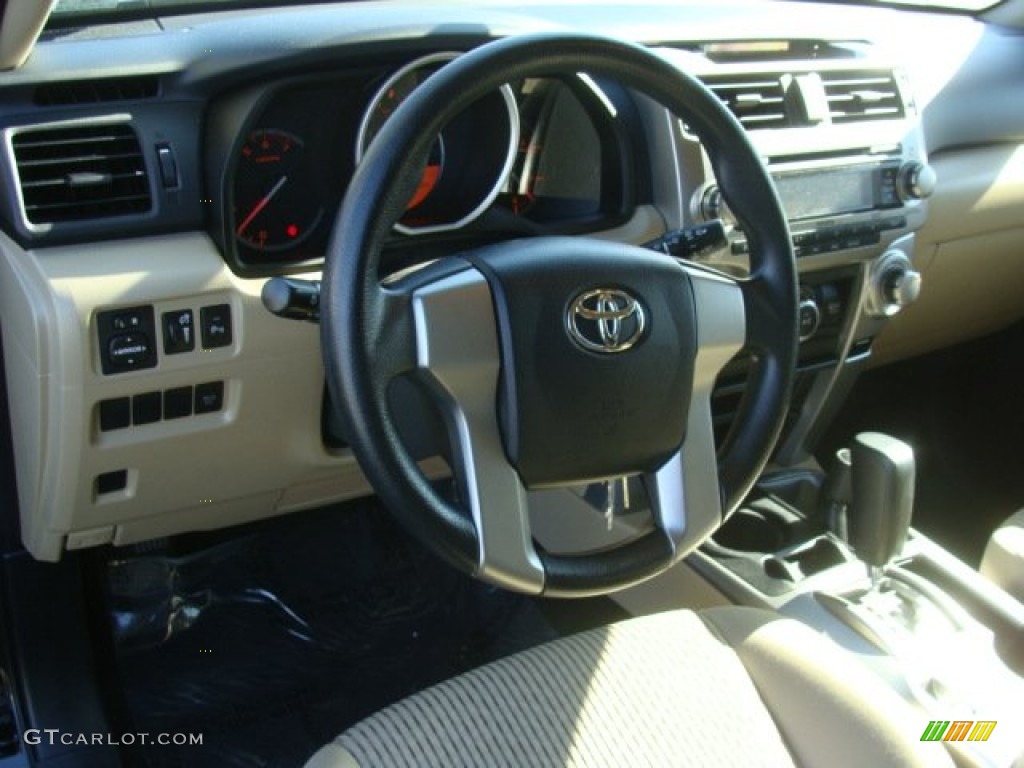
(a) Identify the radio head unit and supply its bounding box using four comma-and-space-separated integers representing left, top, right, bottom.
664, 51, 934, 263
773, 160, 901, 222
706, 152, 933, 260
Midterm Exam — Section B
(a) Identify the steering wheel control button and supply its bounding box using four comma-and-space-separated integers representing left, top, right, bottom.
200, 304, 233, 349
567, 288, 646, 354
163, 386, 194, 420
194, 381, 225, 414
162, 310, 195, 354
131, 391, 162, 426
98, 398, 131, 432
97, 305, 157, 374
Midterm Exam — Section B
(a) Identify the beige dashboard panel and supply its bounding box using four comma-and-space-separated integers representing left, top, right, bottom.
0, 206, 662, 561
871, 144, 1024, 366
0, 231, 376, 560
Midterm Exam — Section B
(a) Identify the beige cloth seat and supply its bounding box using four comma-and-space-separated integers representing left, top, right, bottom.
981, 509, 1024, 603
305, 606, 951, 768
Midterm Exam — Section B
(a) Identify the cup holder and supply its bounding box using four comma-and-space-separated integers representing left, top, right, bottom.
710, 499, 807, 555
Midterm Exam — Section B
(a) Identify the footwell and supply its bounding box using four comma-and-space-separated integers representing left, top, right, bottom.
105, 498, 563, 768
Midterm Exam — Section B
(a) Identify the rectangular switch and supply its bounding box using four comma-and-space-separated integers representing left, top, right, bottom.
194, 381, 224, 414
200, 304, 232, 349
163, 309, 195, 354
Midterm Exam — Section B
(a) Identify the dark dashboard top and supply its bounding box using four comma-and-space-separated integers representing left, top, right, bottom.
7, 1, 977, 90
0, 0, 1000, 272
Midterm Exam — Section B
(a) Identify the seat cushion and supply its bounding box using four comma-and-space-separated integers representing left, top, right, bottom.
306, 607, 952, 768
980, 508, 1024, 603
699, 606, 950, 768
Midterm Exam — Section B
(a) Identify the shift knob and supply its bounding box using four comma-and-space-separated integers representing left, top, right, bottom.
848, 432, 915, 569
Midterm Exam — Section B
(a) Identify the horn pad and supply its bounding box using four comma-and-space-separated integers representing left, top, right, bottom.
463, 237, 698, 488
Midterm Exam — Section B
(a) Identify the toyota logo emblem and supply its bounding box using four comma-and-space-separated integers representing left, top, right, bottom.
566, 288, 646, 354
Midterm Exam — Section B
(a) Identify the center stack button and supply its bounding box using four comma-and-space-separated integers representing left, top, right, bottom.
798, 291, 821, 341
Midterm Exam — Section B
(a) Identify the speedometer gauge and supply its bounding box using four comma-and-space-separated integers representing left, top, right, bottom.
356, 52, 519, 235
233, 129, 323, 251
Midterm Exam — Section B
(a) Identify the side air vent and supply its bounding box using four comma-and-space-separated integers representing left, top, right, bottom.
702, 74, 789, 130
34, 76, 159, 107
11, 122, 152, 226
820, 70, 904, 123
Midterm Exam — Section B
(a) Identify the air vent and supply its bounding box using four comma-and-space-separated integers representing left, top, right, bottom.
34, 76, 159, 107
702, 74, 790, 130
821, 70, 904, 123
11, 122, 152, 226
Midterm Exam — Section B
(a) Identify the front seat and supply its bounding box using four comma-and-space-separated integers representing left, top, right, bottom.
981, 509, 1024, 604
305, 606, 951, 767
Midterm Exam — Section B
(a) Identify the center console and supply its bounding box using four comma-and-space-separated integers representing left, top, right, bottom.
642, 44, 1024, 767
693, 434, 1024, 768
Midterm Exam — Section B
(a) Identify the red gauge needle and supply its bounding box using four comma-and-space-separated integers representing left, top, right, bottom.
236, 175, 288, 236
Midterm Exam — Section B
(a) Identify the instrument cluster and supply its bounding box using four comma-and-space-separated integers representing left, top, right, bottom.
214, 53, 635, 275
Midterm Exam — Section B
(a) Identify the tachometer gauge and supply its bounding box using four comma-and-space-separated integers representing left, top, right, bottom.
356, 52, 518, 235
233, 129, 323, 251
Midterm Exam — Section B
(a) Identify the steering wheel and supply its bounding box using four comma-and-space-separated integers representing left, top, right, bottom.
321, 34, 797, 598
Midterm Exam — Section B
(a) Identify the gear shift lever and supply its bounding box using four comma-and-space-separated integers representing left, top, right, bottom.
847, 432, 915, 586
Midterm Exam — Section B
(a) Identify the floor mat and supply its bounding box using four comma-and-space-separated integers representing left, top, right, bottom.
818, 321, 1024, 566
105, 499, 571, 768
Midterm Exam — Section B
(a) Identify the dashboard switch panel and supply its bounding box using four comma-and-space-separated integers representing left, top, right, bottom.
97, 305, 156, 374
200, 304, 232, 349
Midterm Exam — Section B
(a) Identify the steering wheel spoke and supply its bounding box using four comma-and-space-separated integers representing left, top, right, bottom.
364, 286, 420, 383
741, 273, 794, 354
411, 266, 544, 593
647, 266, 746, 549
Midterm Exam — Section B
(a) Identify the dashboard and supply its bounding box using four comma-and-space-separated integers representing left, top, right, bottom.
0, 0, 1022, 563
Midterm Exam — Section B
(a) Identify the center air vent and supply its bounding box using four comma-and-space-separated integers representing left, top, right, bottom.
11, 122, 152, 226
820, 70, 904, 123
702, 74, 789, 130
34, 76, 159, 107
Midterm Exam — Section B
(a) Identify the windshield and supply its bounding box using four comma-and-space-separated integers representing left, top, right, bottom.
48, 0, 1003, 21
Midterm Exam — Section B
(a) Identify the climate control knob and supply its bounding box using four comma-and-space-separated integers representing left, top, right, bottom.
798, 296, 821, 341
883, 267, 922, 308
898, 161, 937, 201
867, 250, 922, 317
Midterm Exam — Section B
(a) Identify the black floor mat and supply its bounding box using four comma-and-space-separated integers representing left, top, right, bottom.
818, 321, 1024, 566
102, 499, 606, 768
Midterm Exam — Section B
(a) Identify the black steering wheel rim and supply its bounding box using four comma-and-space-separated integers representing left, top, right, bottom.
321, 33, 798, 597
